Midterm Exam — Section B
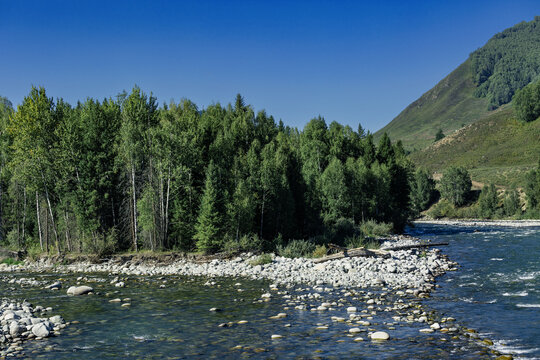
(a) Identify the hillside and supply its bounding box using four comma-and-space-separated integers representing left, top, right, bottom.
375, 59, 490, 150
410, 106, 540, 188
376, 16, 540, 151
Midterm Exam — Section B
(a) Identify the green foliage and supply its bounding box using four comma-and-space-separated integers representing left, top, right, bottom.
478, 183, 499, 218
223, 233, 264, 254
277, 239, 316, 258
503, 188, 521, 216
410, 107, 540, 188
359, 220, 392, 238
311, 245, 327, 258
439, 166, 472, 206
470, 17, 540, 109
194, 162, 224, 253
514, 79, 540, 122
435, 129, 445, 142
525, 160, 540, 210
410, 168, 436, 215
0, 257, 22, 265
344, 235, 380, 249
248, 253, 273, 266
0, 87, 416, 257
427, 199, 456, 219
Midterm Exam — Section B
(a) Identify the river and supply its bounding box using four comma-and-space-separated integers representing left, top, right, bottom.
409, 223, 540, 359
1, 223, 539, 359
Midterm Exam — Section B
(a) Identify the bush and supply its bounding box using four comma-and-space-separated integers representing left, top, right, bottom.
410, 168, 436, 215
277, 239, 316, 258
311, 245, 327, 258
223, 233, 264, 254
248, 253, 273, 266
344, 235, 380, 249
478, 183, 499, 218
428, 199, 456, 219
87, 228, 117, 257
439, 166, 472, 206
0, 257, 23, 265
504, 189, 521, 216
359, 220, 392, 238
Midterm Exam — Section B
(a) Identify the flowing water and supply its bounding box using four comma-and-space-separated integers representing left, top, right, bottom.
408, 223, 540, 359
2, 223, 539, 359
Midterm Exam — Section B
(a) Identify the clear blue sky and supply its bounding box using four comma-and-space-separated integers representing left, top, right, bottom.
1, 0, 539, 132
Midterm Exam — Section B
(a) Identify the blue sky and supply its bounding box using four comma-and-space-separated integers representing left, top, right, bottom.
1, 0, 539, 132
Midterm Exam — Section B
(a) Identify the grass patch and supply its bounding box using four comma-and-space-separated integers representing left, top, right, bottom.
277, 240, 316, 258
1, 257, 23, 266
248, 253, 273, 266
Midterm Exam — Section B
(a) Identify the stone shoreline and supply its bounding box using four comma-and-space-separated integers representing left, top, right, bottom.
415, 219, 540, 228
3, 235, 457, 295
1, 234, 514, 358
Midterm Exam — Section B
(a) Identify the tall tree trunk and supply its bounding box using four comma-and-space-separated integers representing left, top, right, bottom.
164, 167, 171, 248
22, 188, 27, 244
131, 165, 138, 252
64, 210, 72, 252
260, 192, 266, 240
36, 191, 43, 251
44, 187, 60, 254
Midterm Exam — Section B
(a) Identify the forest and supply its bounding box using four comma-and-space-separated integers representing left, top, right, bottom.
470, 16, 540, 109
0, 87, 413, 255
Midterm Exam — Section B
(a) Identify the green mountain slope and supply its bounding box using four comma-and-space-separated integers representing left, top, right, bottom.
410, 107, 540, 188
375, 59, 489, 150
376, 17, 540, 151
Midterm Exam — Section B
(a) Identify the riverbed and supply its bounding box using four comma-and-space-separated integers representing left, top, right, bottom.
3, 224, 536, 358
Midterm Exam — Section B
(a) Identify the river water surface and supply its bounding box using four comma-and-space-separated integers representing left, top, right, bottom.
409, 223, 540, 359
1, 223, 538, 359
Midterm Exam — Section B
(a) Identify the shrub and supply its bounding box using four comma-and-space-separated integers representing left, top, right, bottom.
439, 166, 472, 206
428, 199, 456, 219
0, 258, 22, 266
248, 253, 273, 266
504, 189, 521, 216
344, 235, 380, 249
311, 245, 328, 258
478, 183, 499, 218
277, 239, 316, 258
410, 168, 436, 215
359, 220, 392, 238
223, 233, 264, 254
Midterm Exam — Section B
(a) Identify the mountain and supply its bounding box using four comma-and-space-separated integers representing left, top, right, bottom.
410, 106, 540, 188
376, 16, 540, 152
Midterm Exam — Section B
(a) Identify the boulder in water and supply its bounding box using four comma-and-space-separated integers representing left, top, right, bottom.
67, 285, 93, 296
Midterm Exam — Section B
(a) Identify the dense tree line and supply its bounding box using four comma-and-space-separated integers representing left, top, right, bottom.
514, 79, 540, 122
0, 87, 414, 255
470, 16, 540, 109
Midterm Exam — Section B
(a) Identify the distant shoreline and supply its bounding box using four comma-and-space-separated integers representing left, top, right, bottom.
414, 219, 540, 227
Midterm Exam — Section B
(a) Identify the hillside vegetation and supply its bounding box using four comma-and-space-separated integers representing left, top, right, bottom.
411, 106, 540, 188
376, 16, 540, 151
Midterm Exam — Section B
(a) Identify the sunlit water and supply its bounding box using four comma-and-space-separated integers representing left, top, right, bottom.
408, 224, 540, 359
4, 224, 539, 359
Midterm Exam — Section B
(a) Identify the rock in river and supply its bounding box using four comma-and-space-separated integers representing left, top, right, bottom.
32, 323, 50, 338
67, 285, 93, 296
370, 331, 390, 340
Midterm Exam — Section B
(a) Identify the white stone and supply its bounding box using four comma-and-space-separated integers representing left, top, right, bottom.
67, 286, 93, 296
370, 331, 390, 340
31, 323, 50, 338
347, 307, 357, 313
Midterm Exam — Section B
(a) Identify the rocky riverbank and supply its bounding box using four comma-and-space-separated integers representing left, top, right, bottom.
0, 301, 67, 358
3, 235, 457, 296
